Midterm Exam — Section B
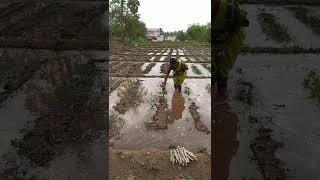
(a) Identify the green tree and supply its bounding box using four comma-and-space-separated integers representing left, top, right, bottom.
186, 23, 211, 43
176, 30, 186, 41
110, 0, 146, 43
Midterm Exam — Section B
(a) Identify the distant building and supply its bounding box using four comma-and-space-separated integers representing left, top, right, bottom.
166, 36, 176, 42
146, 28, 163, 42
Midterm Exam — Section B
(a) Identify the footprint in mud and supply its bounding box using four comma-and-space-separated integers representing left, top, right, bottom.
189, 102, 210, 134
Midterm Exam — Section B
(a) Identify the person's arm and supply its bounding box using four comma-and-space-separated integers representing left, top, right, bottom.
164, 65, 172, 83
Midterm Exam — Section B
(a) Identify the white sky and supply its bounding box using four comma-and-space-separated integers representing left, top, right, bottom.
138, 0, 211, 32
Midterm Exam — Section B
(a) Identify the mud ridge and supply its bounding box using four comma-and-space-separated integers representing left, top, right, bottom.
250, 126, 288, 180
189, 102, 210, 134
146, 85, 172, 129
143, 62, 156, 74
114, 79, 144, 114
235, 80, 254, 106
235, 77, 288, 179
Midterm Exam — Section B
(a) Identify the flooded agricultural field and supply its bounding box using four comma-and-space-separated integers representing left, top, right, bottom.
109, 44, 212, 179
216, 1, 320, 180
0, 0, 108, 179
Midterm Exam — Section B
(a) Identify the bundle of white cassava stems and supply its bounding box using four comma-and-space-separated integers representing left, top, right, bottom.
170, 146, 197, 166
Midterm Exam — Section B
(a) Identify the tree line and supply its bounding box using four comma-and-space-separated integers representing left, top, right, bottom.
164, 23, 211, 43
110, 0, 211, 44
110, 0, 147, 43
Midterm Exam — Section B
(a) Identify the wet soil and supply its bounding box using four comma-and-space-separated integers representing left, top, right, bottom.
0, 1, 108, 179
250, 126, 287, 180
143, 62, 156, 74
0, 49, 44, 105
147, 85, 171, 129
110, 62, 144, 76
114, 79, 144, 114
109, 77, 126, 93
235, 80, 254, 106
171, 92, 185, 121
227, 54, 320, 180
109, 148, 211, 180
189, 102, 210, 134
109, 44, 211, 179
109, 112, 125, 139
0, 0, 107, 50
191, 65, 202, 75
0, 52, 107, 179
201, 63, 211, 72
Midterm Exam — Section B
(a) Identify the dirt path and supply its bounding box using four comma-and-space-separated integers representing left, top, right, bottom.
109, 148, 211, 180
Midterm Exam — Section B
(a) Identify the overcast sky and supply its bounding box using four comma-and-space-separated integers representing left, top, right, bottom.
138, 0, 211, 32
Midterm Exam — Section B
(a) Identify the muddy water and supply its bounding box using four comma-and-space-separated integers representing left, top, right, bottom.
0, 92, 35, 156
228, 54, 320, 179
109, 77, 211, 153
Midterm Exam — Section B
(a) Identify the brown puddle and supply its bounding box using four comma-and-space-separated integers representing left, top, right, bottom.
171, 91, 185, 121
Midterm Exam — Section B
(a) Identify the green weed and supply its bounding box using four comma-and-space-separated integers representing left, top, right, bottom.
258, 12, 292, 44
147, 163, 160, 176
303, 70, 320, 103
191, 65, 202, 75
